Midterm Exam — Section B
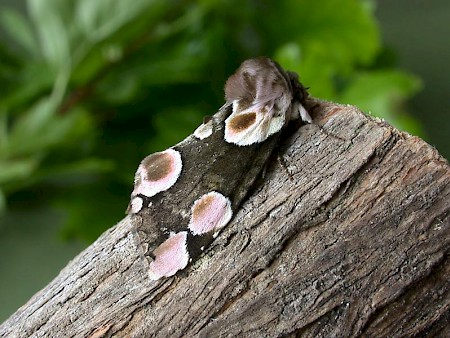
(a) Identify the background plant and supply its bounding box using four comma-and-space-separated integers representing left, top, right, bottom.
0, 0, 422, 241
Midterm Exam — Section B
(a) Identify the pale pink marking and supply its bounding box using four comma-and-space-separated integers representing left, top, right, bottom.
224, 100, 285, 146
129, 196, 143, 214
188, 191, 233, 236
132, 148, 182, 197
194, 120, 213, 140
148, 231, 189, 280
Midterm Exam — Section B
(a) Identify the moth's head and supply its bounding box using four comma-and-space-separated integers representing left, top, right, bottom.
224, 57, 308, 110
223, 57, 311, 145
224, 59, 259, 104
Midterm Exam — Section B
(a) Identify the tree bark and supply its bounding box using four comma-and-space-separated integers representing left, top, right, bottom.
1, 98, 449, 338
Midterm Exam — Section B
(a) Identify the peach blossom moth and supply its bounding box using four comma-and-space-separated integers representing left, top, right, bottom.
128, 57, 311, 280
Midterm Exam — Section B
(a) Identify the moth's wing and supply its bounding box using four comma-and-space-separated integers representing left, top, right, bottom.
129, 213, 189, 280
224, 93, 291, 146
129, 213, 161, 265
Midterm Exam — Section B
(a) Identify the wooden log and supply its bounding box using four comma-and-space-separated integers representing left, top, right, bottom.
1, 98, 449, 337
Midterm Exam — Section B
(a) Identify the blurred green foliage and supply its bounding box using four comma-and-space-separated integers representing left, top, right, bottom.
0, 0, 422, 241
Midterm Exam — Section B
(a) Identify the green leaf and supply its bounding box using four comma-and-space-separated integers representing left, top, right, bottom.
0, 109, 7, 151
55, 179, 129, 242
7, 98, 94, 157
148, 106, 205, 153
41, 158, 114, 182
273, 0, 380, 98
8, 97, 58, 155
0, 188, 5, 213
27, 0, 70, 70
276, 43, 338, 98
0, 8, 38, 55
0, 158, 39, 185
338, 70, 423, 134
75, 0, 161, 42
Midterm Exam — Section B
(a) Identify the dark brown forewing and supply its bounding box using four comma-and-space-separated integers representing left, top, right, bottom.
134, 104, 281, 263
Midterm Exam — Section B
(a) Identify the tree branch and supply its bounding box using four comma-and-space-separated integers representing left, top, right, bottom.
1, 98, 449, 337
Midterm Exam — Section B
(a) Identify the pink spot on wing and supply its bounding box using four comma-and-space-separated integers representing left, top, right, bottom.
132, 149, 182, 197
128, 196, 143, 214
148, 231, 189, 280
188, 192, 233, 236
224, 101, 285, 146
194, 119, 213, 140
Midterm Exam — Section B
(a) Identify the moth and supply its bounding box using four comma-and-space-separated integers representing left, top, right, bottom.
127, 57, 311, 280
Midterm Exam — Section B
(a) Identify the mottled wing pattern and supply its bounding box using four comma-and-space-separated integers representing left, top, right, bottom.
128, 57, 310, 280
